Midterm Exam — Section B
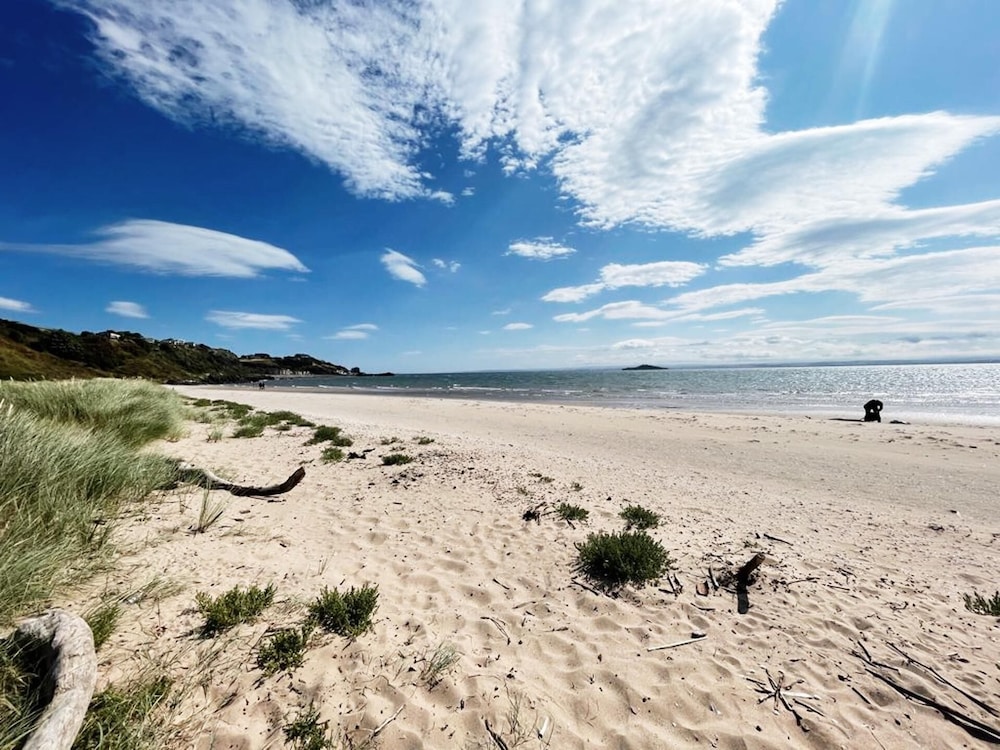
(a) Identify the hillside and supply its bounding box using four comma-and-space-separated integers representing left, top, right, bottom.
0, 318, 380, 383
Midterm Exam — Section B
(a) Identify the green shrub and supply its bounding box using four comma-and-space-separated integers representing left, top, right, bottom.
210, 400, 253, 420
964, 591, 1000, 616
196, 584, 275, 636
231, 420, 266, 438
555, 503, 589, 523
257, 625, 313, 676
320, 447, 345, 463
575, 531, 672, 590
414, 436, 434, 445
284, 703, 335, 750
382, 453, 413, 466
620, 504, 660, 530
308, 585, 379, 638
380, 436, 401, 445
306, 425, 353, 447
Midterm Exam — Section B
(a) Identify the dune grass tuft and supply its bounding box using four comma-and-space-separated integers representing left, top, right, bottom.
620, 504, 661, 530
0, 387, 178, 626
306, 425, 353, 447
72, 674, 173, 750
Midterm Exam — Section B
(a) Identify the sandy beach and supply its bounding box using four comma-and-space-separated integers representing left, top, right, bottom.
77, 386, 1000, 749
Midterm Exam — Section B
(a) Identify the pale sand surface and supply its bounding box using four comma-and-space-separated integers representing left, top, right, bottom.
77, 387, 1000, 748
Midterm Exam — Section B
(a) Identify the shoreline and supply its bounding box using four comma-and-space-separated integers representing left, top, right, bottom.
94, 385, 1000, 748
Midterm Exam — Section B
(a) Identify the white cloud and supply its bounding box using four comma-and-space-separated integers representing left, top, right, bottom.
63, 0, 1000, 252
507, 239, 576, 260
432, 258, 461, 272
0, 296, 35, 313
543, 260, 706, 303
554, 300, 675, 323
491, 308, 511, 316
461, 187, 475, 197
327, 323, 378, 340
503, 322, 533, 330
0, 220, 308, 278
206, 311, 301, 330
106, 300, 148, 318
381, 249, 426, 286
541, 283, 606, 303
611, 338, 655, 350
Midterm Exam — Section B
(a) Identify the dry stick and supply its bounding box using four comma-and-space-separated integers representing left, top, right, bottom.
369, 705, 405, 741
484, 719, 510, 750
570, 577, 602, 596
492, 578, 511, 591
762, 532, 793, 545
647, 635, 707, 652
851, 686, 872, 705
864, 669, 1000, 744
481, 616, 511, 645
885, 642, 999, 718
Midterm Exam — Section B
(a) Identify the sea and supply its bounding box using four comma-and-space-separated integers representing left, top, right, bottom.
268, 362, 1000, 426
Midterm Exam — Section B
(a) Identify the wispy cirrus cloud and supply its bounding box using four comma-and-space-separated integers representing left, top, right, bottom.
381, 249, 426, 287
507, 239, 576, 260
0, 220, 308, 278
63, 0, 1000, 254
106, 300, 148, 318
206, 311, 301, 330
543, 260, 706, 303
0, 296, 34, 313
432, 258, 461, 273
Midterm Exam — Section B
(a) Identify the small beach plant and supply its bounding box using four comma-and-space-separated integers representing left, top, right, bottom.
257, 625, 313, 676
85, 600, 123, 651
73, 674, 173, 750
196, 583, 275, 636
555, 503, 589, 523
193, 490, 226, 533
382, 453, 413, 466
620, 504, 661, 530
320, 446, 345, 463
380, 436, 401, 445
308, 584, 379, 638
420, 642, 461, 689
305, 425, 353, 447
575, 531, 672, 590
414, 436, 435, 445
964, 590, 1000, 616
284, 703, 336, 750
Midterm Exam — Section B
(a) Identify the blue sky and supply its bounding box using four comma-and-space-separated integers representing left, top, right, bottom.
2, 0, 999, 373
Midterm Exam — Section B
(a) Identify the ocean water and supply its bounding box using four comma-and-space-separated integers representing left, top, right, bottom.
269, 362, 1000, 425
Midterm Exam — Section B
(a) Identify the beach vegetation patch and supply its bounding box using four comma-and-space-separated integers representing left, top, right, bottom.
207, 425, 224, 442
570, 481, 583, 492
231, 420, 266, 438
414, 436, 435, 445
555, 503, 589, 523
321, 446, 345, 463
964, 590, 1000, 616
257, 625, 313, 676
382, 453, 413, 466
529, 472, 554, 484
284, 703, 336, 750
0, 632, 48, 747
210, 399, 253, 420
0, 389, 178, 625
420, 642, 460, 689
306, 425, 353, 447
575, 531, 672, 590
196, 583, 275, 636
308, 584, 379, 638
85, 600, 123, 651
73, 674, 173, 750
380, 436, 401, 445
620, 504, 660, 530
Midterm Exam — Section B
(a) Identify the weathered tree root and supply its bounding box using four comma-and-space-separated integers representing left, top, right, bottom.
173, 462, 306, 497
17, 609, 97, 750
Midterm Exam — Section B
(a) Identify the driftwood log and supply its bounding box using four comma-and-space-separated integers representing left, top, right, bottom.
173, 462, 305, 497
17, 609, 97, 750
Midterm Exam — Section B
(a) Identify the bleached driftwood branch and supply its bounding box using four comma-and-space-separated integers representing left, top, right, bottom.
173, 462, 306, 497
17, 609, 97, 750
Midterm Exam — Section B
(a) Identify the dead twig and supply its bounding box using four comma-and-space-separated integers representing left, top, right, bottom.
761, 532, 793, 546
886, 642, 999, 718
481, 616, 511, 646
647, 634, 706, 652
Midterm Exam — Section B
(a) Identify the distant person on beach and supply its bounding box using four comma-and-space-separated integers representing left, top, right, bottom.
258, 380, 266, 390
863, 399, 883, 422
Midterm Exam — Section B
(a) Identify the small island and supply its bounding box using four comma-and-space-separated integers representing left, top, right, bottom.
622, 364, 668, 371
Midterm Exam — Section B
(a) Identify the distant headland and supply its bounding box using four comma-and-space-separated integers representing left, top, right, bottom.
622, 364, 668, 371
0, 317, 391, 383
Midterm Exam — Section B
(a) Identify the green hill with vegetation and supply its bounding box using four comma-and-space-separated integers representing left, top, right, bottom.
0, 318, 375, 383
